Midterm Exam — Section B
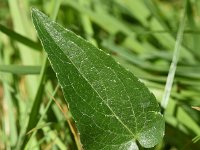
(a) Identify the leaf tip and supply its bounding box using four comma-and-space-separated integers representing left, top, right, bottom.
31, 7, 38, 16
31, 8, 46, 21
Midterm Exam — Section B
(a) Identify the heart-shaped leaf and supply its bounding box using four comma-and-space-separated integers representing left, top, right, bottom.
31, 8, 165, 150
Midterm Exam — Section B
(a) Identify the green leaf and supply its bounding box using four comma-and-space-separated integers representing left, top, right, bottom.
0, 24, 42, 51
31, 8, 165, 149
0, 65, 41, 75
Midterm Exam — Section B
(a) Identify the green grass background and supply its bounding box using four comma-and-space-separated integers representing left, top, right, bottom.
0, 0, 200, 149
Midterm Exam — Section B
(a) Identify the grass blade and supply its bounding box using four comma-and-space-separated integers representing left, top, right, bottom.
0, 65, 41, 75
161, 0, 187, 109
0, 24, 42, 51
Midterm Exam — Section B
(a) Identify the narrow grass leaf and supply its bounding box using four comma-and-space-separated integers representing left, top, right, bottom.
0, 24, 42, 51
161, 1, 187, 109
192, 135, 200, 143
0, 65, 41, 75
26, 122, 53, 135
192, 106, 200, 111
20, 1, 63, 149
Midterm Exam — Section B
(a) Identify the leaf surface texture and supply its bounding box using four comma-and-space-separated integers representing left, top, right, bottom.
31, 8, 165, 150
